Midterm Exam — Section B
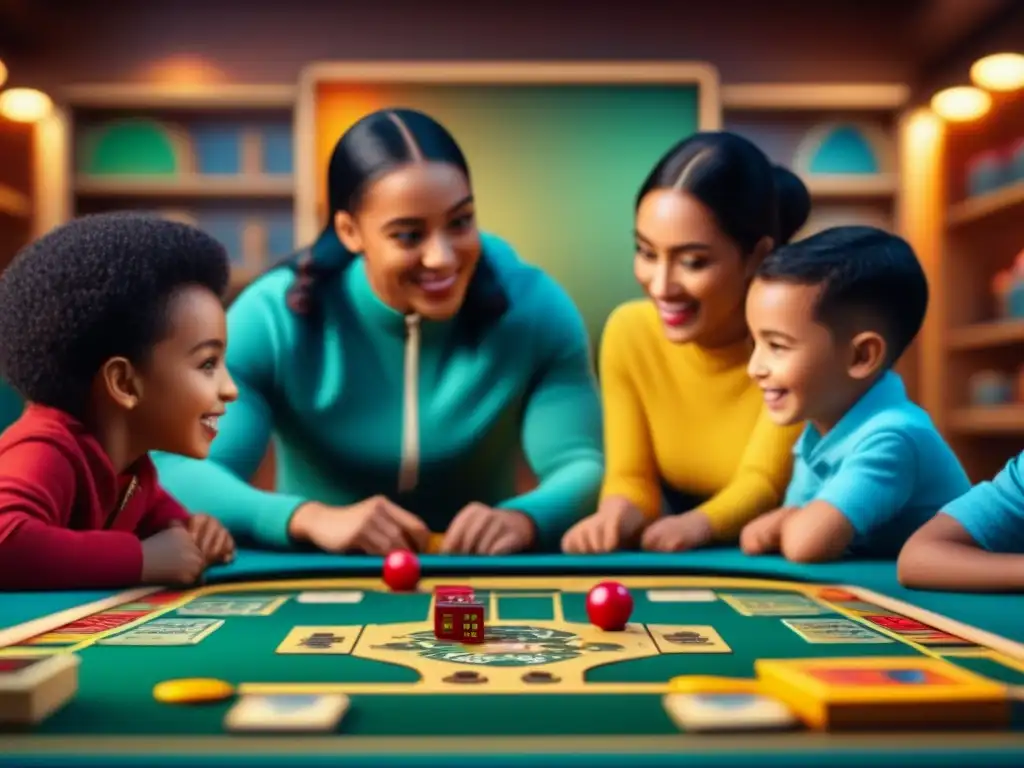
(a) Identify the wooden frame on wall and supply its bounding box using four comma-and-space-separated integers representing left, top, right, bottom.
293, 60, 722, 246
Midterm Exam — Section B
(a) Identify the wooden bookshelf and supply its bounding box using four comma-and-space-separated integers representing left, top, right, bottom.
74, 174, 294, 199
61, 83, 298, 300
932, 89, 1024, 481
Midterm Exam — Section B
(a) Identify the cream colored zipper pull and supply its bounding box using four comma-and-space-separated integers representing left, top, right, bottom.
398, 313, 421, 492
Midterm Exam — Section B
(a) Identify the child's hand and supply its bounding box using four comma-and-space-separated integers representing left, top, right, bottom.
740, 507, 797, 555
641, 510, 714, 552
140, 523, 205, 585
187, 514, 236, 565
562, 498, 646, 553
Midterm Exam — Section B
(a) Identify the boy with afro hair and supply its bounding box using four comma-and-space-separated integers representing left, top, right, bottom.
0, 212, 238, 589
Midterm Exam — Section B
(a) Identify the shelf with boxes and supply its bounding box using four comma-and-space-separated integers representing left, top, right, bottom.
722, 83, 914, 394
64, 85, 298, 300
937, 89, 1024, 481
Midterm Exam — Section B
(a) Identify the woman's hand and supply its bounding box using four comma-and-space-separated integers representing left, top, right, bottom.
640, 510, 714, 552
288, 496, 431, 555
561, 497, 647, 554
440, 503, 536, 555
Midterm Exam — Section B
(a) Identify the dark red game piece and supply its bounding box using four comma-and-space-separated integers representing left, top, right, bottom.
382, 550, 420, 591
586, 581, 633, 631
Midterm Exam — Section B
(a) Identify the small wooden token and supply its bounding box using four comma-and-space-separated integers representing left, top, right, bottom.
153, 677, 235, 704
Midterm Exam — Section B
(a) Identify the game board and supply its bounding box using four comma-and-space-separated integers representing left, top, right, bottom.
2, 574, 1024, 764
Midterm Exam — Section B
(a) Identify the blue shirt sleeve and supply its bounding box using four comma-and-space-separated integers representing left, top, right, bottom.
812, 431, 916, 535
495, 275, 604, 550
942, 453, 1024, 553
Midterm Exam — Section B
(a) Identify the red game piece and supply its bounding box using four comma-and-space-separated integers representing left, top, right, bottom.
586, 581, 633, 631
434, 600, 485, 644
382, 550, 420, 591
435, 585, 474, 603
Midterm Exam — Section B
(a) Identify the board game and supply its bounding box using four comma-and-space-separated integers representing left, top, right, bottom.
2, 574, 1024, 764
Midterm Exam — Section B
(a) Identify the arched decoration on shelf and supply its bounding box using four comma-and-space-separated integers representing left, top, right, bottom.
793, 121, 893, 177
76, 118, 193, 176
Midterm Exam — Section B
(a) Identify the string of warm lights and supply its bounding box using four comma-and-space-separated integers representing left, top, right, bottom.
0, 57, 53, 123
930, 52, 1024, 122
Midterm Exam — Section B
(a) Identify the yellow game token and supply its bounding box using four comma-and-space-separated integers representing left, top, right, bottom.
153, 678, 235, 704
427, 533, 444, 554
667, 675, 765, 695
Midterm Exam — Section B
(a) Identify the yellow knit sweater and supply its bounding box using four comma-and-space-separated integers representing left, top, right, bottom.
599, 300, 800, 539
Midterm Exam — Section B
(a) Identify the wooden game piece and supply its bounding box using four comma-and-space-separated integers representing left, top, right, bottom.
224, 693, 350, 732
586, 581, 633, 631
663, 692, 798, 732
0, 653, 80, 725
434, 600, 485, 644
153, 677, 235, 705
382, 550, 420, 591
755, 656, 1010, 730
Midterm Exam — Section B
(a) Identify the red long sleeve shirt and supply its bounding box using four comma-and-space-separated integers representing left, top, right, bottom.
0, 404, 190, 590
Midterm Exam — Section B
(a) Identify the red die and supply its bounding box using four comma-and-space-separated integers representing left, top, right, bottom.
435, 585, 475, 604
434, 600, 486, 644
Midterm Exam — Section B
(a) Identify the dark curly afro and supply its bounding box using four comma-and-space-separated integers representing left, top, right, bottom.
0, 212, 230, 418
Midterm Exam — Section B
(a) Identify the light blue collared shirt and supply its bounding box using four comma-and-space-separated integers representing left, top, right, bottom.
784, 371, 971, 557
943, 453, 1024, 553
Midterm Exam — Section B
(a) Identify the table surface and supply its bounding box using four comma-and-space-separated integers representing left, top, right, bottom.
2, 548, 1024, 767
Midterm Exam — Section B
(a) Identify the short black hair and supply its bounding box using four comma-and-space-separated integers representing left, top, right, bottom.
756, 225, 928, 364
0, 212, 230, 417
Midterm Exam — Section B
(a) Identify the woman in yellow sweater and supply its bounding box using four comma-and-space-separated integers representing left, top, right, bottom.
562, 132, 810, 554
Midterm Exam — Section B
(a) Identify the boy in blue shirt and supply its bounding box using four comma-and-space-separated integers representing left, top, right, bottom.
899, 455, 1024, 591
740, 226, 970, 562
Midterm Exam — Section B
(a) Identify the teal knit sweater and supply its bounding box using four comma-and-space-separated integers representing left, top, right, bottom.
154, 234, 604, 551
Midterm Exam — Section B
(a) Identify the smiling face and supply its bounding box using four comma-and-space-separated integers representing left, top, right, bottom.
128, 285, 238, 458
633, 189, 767, 346
334, 161, 481, 321
746, 277, 875, 433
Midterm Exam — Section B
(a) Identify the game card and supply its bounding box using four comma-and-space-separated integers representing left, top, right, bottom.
783, 618, 893, 643
663, 692, 797, 732
276, 626, 359, 655
296, 591, 364, 604
224, 693, 350, 732
647, 625, 731, 654
98, 618, 224, 646
176, 596, 288, 617
647, 590, 717, 603
721, 593, 828, 617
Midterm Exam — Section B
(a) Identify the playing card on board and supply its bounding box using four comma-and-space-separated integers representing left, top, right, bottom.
783, 618, 893, 643
176, 596, 287, 617
721, 593, 827, 616
646, 590, 717, 602
296, 591, 364, 604
224, 693, 350, 732
98, 618, 223, 646
663, 692, 797, 732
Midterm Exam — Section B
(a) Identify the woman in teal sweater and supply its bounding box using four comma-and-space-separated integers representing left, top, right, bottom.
154, 108, 603, 555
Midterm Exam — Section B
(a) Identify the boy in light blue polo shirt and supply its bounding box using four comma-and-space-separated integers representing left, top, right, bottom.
739, 226, 970, 562
899, 454, 1024, 591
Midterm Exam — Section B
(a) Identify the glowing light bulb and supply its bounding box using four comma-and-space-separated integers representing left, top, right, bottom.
970, 53, 1024, 92
0, 88, 53, 123
930, 86, 991, 123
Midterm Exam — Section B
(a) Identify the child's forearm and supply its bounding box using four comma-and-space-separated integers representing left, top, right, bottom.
899, 540, 1024, 592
